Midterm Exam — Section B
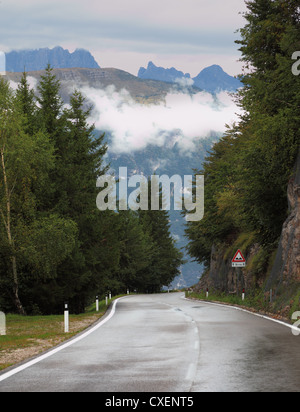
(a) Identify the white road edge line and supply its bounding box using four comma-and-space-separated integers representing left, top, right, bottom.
0, 296, 126, 383
182, 294, 299, 334
185, 362, 197, 383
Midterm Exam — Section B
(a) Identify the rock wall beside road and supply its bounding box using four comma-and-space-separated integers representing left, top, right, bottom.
266, 150, 300, 290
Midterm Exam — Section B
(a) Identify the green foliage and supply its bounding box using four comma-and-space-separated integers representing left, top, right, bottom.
114, 210, 154, 292
138, 200, 184, 292
185, 0, 300, 269
36, 64, 63, 136
188, 289, 270, 313
15, 71, 37, 134
0, 67, 183, 314
19, 215, 78, 279
224, 232, 256, 261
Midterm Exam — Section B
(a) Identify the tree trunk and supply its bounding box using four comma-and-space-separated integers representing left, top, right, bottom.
11, 255, 26, 315
0, 147, 26, 315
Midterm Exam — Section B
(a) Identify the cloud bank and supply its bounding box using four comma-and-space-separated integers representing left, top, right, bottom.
80, 85, 241, 154
9, 76, 38, 92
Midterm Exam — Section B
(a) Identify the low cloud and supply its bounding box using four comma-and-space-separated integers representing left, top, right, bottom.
80, 84, 241, 154
9, 76, 38, 91
175, 77, 194, 87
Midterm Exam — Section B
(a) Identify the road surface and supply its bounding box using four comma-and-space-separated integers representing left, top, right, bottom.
0, 293, 299, 392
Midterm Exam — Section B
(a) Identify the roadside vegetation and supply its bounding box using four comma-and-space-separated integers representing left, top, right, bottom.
0, 66, 183, 316
0, 296, 120, 371
187, 289, 300, 322
184, 0, 300, 312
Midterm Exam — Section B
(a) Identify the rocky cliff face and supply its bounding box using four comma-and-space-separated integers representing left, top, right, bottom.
266, 151, 300, 290
5, 47, 100, 72
196, 243, 260, 294
196, 151, 300, 308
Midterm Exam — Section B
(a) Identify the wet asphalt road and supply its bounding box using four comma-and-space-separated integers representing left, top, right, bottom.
0, 293, 299, 392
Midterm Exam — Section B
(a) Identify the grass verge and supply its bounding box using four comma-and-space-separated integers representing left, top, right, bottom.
0, 296, 124, 371
186, 290, 299, 324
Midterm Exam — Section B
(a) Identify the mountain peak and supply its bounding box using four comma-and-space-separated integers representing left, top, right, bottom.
204, 64, 224, 72
138, 61, 190, 84
138, 61, 241, 93
193, 65, 241, 93
5, 46, 100, 72
147, 61, 156, 69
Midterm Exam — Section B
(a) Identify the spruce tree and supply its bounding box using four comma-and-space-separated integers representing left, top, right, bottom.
15, 71, 37, 134
54, 89, 111, 312
36, 64, 63, 136
0, 78, 77, 314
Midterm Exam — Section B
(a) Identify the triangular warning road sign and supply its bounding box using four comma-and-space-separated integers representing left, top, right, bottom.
232, 249, 246, 267
232, 249, 246, 262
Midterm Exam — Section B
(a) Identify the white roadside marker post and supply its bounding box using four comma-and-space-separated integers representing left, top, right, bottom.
0, 311, 6, 336
64, 303, 69, 333
96, 296, 99, 312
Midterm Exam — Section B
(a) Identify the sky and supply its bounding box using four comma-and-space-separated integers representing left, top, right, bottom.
0, 0, 248, 77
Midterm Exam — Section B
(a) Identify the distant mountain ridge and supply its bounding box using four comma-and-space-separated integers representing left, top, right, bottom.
5, 67, 178, 104
138, 61, 242, 93
5, 47, 242, 93
5, 46, 100, 72
138, 61, 191, 84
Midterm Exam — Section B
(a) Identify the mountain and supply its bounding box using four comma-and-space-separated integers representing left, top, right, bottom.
138, 62, 242, 93
5, 46, 100, 72
193, 65, 242, 93
138, 61, 191, 84
5, 67, 199, 104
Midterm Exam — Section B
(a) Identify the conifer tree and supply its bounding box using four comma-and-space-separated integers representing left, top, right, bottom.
36, 64, 63, 136
0, 78, 77, 314
52, 89, 112, 312
15, 71, 37, 134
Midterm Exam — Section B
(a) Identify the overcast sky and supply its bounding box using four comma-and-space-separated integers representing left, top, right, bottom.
0, 0, 248, 77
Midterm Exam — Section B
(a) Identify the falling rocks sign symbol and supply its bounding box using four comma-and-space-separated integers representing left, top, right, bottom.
232, 249, 246, 267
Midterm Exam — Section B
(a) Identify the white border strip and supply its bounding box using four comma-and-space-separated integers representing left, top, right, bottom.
0, 297, 125, 383
182, 295, 300, 334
